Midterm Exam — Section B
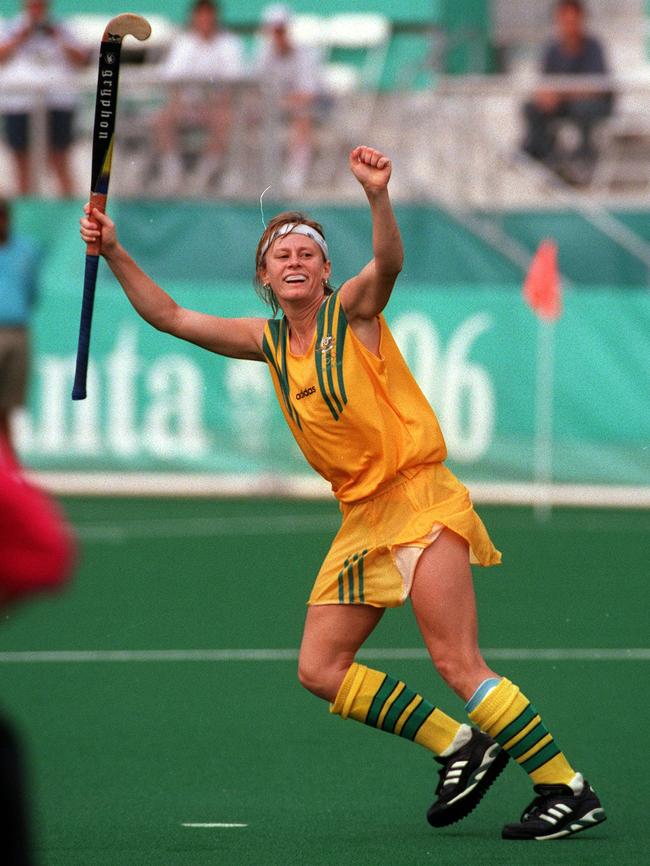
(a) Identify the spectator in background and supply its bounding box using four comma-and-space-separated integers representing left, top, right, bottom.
154, 0, 245, 194
521, 0, 613, 184
1, 251, 75, 860
0, 0, 89, 197
255, 4, 323, 195
0, 446, 75, 866
0, 196, 75, 852
0, 198, 40, 467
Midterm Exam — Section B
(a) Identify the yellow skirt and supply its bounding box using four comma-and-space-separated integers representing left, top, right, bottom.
308, 462, 501, 608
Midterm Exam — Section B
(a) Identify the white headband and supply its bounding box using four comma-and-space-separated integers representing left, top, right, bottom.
260, 223, 329, 261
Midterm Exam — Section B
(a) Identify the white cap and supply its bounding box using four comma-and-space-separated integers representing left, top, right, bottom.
262, 4, 291, 27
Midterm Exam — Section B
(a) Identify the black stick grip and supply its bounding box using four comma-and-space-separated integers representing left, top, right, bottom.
71, 255, 100, 400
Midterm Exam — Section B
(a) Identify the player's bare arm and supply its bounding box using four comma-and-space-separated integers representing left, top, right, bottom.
339, 146, 403, 338
79, 206, 265, 361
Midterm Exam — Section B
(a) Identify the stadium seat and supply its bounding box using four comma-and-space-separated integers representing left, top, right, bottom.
325, 13, 391, 90
325, 12, 391, 50
592, 88, 650, 191
290, 15, 329, 49
322, 63, 361, 96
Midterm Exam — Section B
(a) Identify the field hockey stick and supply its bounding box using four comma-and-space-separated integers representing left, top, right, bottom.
71, 13, 151, 401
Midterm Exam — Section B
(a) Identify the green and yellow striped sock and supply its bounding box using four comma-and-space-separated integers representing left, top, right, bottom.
468, 678, 575, 785
330, 663, 462, 755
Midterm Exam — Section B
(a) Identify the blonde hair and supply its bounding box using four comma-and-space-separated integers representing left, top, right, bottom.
254, 211, 334, 316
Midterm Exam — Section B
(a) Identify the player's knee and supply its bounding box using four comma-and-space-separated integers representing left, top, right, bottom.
431, 653, 457, 688
297, 658, 344, 703
297, 660, 327, 699
431, 649, 481, 694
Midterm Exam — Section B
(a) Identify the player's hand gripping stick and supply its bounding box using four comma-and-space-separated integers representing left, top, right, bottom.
72, 14, 151, 400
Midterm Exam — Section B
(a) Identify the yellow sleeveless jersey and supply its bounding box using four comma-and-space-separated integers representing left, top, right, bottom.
262, 291, 447, 503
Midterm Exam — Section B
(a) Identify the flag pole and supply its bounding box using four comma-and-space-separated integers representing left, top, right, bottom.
533, 318, 556, 521
523, 238, 562, 522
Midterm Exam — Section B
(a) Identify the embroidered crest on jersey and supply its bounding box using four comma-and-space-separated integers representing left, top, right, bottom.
314, 293, 349, 422
317, 335, 335, 355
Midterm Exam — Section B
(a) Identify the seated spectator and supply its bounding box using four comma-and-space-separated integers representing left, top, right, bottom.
521, 0, 613, 184
0, 0, 89, 197
154, 0, 245, 194
255, 4, 324, 195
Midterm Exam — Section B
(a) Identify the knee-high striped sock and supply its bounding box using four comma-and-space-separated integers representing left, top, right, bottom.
467, 677, 575, 785
330, 663, 465, 756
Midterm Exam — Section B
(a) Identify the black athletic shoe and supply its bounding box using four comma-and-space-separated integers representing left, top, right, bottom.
427, 728, 509, 827
502, 779, 606, 840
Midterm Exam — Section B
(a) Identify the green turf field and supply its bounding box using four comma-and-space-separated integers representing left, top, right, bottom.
1, 498, 648, 866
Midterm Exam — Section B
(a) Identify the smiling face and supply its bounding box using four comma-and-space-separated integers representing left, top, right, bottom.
260, 233, 331, 308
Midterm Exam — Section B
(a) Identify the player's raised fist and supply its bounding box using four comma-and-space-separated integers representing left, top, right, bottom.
349, 146, 392, 195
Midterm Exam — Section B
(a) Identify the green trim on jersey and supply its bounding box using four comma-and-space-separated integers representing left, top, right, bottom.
334, 300, 349, 405
262, 321, 302, 431
314, 293, 349, 422
323, 297, 343, 415
264, 292, 349, 427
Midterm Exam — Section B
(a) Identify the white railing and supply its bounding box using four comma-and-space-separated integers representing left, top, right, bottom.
0, 67, 383, 199
3, 71, 650, 212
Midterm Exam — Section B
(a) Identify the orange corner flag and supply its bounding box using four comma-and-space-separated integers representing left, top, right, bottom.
523, 240, 562, 320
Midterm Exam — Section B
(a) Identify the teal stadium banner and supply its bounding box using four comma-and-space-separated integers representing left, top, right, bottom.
12, 201, 650, 487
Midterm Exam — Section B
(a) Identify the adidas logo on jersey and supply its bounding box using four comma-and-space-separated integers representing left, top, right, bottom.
296, 386, 316, 400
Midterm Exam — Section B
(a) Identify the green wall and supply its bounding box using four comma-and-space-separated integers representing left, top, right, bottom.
442, 0, 493, 74
9, 200, 650, 485
12, 199, 650, 287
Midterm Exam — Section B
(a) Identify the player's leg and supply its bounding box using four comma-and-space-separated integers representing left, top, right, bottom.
0, 327, 29, 469
204, 90, 231, 160
410, 528, 496, 700
189, 91, 232, 192
3, 114, 31, 195
13, 153, 31, 197
47, 110, 75, 198
300, 603, 468, 760
153, 95, 185, 193
0, 412, 17, 470
283, 96, 313, 195
411, 527, 605, 839
409, 528, 508, 826
298, 603, 382, 701
0, 714, 34, 866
